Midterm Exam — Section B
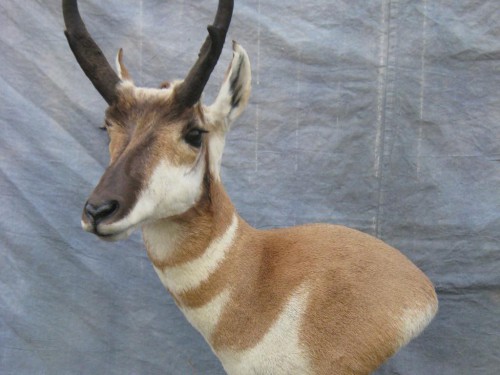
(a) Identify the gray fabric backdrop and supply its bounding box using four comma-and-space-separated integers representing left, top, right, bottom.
1, 0, 499, 374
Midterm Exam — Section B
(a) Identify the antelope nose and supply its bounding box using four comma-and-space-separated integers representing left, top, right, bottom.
85, 200, 119, 225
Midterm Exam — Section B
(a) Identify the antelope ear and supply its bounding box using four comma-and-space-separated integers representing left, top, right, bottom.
115, 48, 133, 82
207, 41, 251, 132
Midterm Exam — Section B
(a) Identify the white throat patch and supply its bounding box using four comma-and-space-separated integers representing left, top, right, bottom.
153, 214, 238, 295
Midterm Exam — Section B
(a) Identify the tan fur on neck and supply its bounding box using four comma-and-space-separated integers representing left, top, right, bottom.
142, 172, 437, 374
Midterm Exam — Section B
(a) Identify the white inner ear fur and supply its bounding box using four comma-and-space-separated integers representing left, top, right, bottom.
116, 48, 132, 82
205, 42, 252, 180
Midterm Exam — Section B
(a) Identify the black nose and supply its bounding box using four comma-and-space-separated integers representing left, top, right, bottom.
85, 200, 119, 225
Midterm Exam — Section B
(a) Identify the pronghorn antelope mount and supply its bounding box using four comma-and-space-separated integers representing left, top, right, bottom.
63, 0, 438, 374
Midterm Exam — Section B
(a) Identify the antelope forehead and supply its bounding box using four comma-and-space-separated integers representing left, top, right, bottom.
119, 81, 176, 99
135, 86, 175, 100
112, 83, 177, 119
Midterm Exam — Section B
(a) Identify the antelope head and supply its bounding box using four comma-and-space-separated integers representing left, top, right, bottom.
63, 0, 251, 241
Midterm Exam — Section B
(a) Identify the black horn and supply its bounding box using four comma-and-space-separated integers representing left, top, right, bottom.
175, 0, 234, 108
63, 0, 120, 105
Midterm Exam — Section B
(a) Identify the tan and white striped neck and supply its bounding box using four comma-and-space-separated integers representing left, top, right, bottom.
142, 182, 240, 342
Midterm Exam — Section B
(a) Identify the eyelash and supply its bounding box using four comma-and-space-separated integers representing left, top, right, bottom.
184, 128, 208, 148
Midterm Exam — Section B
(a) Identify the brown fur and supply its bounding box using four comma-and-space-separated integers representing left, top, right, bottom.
84, 84, 206, 225
143, 171, 437, 373
64, 1, 436, 372
80, 45, 437, 375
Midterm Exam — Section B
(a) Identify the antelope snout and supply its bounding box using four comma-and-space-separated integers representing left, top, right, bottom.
84, 200, 119, 226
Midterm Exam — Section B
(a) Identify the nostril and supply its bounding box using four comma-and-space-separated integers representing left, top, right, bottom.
85, 200, 119, 225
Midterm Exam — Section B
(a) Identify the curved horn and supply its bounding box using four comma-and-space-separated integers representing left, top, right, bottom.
63, 0, 120, 105
175, 0, 234, 108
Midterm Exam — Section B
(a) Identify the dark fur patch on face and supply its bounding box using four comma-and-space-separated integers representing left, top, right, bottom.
85, 87, 206, 227
203, 147, 212, 204
85, 130, 157, 225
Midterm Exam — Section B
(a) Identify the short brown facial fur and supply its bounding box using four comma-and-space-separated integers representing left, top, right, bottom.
82, 83, 208, 234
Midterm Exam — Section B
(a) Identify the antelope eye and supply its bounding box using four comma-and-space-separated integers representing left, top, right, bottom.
184, 128, 207, 148
101, 120, 111, 131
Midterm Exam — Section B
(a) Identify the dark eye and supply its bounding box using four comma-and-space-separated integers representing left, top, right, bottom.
184, 128, 207, 148
101, 120, 112, 131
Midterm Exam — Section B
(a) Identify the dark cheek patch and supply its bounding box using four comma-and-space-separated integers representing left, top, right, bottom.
87, 132, 157, 223
200, 144, 212, 205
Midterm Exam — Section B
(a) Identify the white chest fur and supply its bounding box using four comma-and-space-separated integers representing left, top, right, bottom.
144, 215, 238, 339
144, 216, 312, 374
179, 289, 232, 341
217, 285, 312, 375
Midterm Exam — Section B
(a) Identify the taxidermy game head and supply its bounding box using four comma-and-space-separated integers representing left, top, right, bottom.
62, 0, 251, 241
63, 3, 439, 374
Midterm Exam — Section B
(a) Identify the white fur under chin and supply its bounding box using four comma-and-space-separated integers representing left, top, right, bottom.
94, 158, 205, 238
